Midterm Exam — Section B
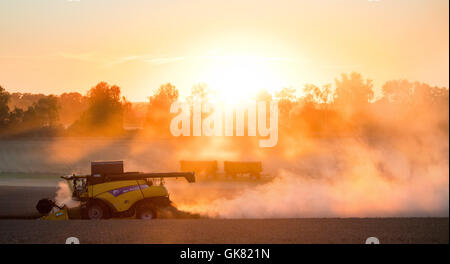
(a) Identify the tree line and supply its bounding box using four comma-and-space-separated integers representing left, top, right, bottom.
0, 72, 448, 139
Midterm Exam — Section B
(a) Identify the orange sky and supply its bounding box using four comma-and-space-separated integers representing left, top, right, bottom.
0, 0, 448, 101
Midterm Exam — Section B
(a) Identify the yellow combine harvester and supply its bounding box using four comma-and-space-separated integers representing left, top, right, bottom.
36, 161, 195, 220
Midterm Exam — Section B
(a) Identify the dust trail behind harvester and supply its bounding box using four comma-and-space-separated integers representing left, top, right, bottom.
0, 133, 448, 218
168, 135, 449, 218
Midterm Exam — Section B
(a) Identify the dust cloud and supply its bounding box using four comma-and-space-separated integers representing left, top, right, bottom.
0, 132, 448, 218
54, 181, 80, 208
168, 135, 449, 218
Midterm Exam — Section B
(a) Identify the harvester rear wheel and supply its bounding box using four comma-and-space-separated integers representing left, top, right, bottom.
136, 207, 156, 220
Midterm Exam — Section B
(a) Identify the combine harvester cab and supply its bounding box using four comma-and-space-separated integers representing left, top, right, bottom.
36, 161, 195, 220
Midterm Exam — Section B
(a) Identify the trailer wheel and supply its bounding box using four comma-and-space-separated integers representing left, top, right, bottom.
136, 207, 156, 220
87, 202, 109, 219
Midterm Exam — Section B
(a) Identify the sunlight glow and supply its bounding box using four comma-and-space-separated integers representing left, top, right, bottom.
201, 56, 282, 103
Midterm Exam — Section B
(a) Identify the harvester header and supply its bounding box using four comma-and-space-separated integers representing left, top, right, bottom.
62, 171, 195, 183
72, 160, 196, 184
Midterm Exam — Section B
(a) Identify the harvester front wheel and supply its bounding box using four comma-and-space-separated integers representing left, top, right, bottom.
136, 207, 156, 220
87, 202, 110, 219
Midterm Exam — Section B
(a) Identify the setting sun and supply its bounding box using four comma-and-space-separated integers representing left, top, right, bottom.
199, 55, 283, 102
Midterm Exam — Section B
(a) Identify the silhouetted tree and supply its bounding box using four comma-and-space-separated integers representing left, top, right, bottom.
382, 79, 414, 104
34, 95, 59, 127
22, 106, 40, 129
8, 92, 46, 110
16, 95, 60, 131
382, 79, 449, 108
187, 83, 212, 104
0, 86, 10, 128
275, 87, 297, 130
303, 84, 332, 105
334, 72, 374, 107
70, 82, 124, 135
145, 83, 179, 136
7, 107, 24, 128
58, 92, 88, 127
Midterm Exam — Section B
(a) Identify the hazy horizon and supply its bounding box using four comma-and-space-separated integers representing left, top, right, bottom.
1, 0, 448, 101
